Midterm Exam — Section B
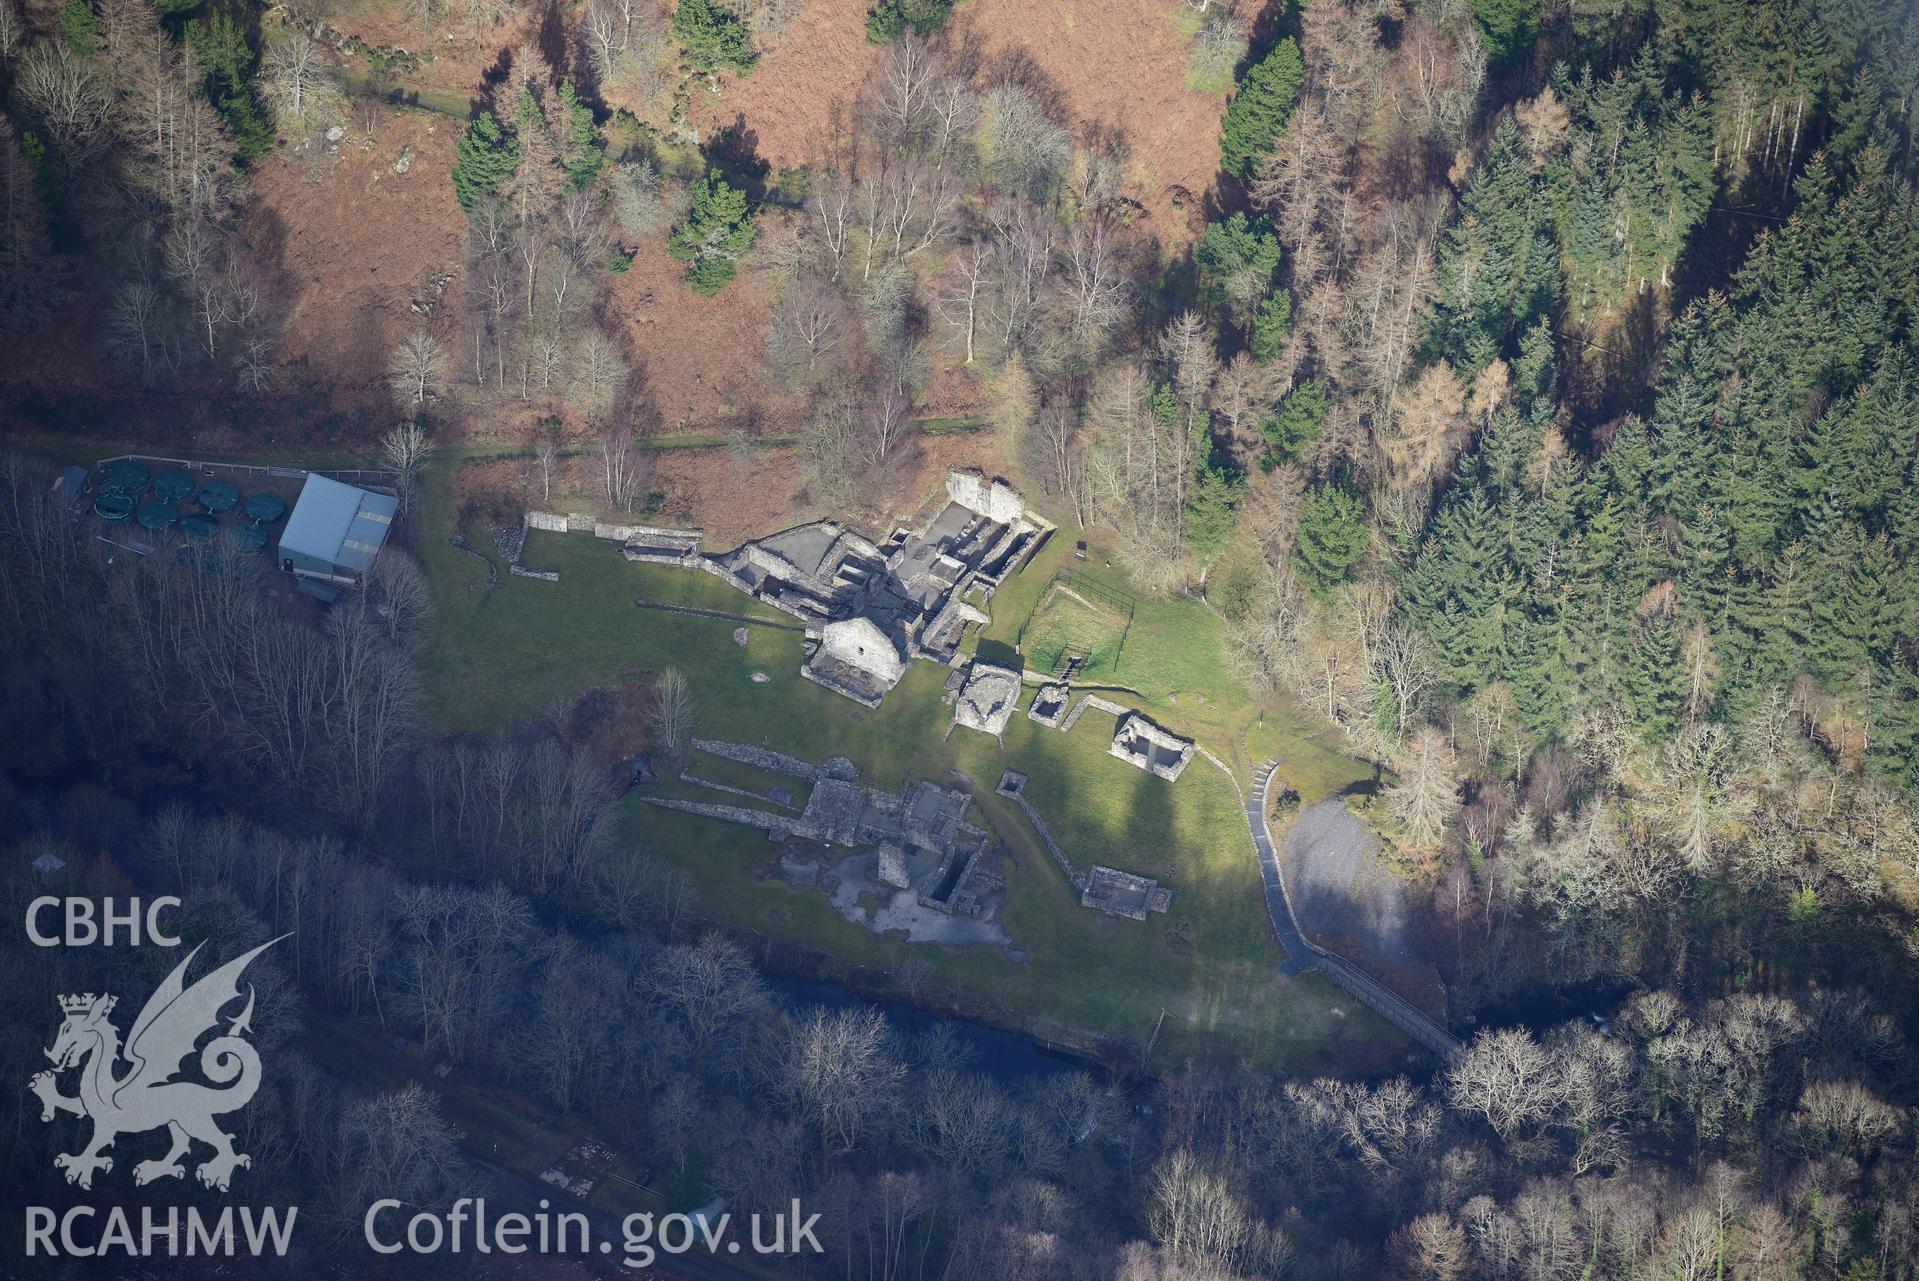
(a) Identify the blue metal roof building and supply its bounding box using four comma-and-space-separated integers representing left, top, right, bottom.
277, 474, 397, 584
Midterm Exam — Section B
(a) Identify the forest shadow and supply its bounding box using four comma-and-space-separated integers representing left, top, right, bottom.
702, 115, 771, 205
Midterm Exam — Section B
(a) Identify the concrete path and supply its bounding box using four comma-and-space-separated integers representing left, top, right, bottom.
1245, 762, 1320, 976
1246, 762, 1461, 1058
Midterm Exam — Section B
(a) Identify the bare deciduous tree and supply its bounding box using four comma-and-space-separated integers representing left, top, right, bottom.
530, 421, 561, 502
936, 239, 991, 364
0, 0, 24, 62
765, 274, 849, 385
379, 420, 435, 516
1385, 722, 1459, 855
648, 932, 768, 1062
1060, 209, 1132, 357
1147, 1147, 1289, 1276
1186, 6, 1249, 91
782, 1005, 905, 1161
598, 423, 650, 513
609, 156, 682, 236
388, 331, 445, 407
1375, 624, 1437, 745
1446, 1027, 1562, 1142
15, 42, 112, 162
647, 667, 695, 763
1392, 1213, 1468, 1281
263, 31, 342, 142
568, 328, 629, 422
977, 84, 1071, 200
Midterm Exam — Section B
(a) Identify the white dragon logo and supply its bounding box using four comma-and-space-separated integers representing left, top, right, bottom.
29, 936, 283, 1193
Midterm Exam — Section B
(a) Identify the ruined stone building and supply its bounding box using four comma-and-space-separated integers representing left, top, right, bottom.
613, 470, 1051, 707
1109, 712, 1195, 781
952, 661, 1023, 737
644, 740, 1001, 919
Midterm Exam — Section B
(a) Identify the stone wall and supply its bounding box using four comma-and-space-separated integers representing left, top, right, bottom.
524, 509, 703, 549
641, 797, 791, 840
691, 738, 822, 782
1058, 693, 1129, 732
1080, 865, 1172, 921
1109, 712, 1195, 781
1027, 684, 1070, 727
947, 469, 1025, 524
680, 771, 797, 809
596, 521, 700, 548
995, 775, 1083, 889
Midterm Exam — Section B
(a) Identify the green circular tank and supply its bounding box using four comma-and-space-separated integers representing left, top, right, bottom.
180, 513, 219, 540
197, 480, 240, 513
94, 492, 134, 522
136, 500, 179, 532
102, 460, 149, 494
243, 492, 287, 523
153, 470, 194, 503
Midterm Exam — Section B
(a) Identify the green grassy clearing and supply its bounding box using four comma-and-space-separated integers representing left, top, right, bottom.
1021, 576, 1133, 679
985, 533, 1376, 804
418, 457, 1402, 1070
677, 746, 812, 807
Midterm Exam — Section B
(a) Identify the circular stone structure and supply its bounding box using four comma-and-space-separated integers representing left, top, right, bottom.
197, 479, 240, 514
153, 470, 194, 503
243, 492, 287, 523
94, 492, 134, 522
102, 460, 149, 494
136, 500, 179, 533
180, 512, 219, 540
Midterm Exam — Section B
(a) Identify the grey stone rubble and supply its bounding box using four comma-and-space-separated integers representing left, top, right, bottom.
876, 844, 911, 889
524, 470, 1053, 708
495, 522, 558, 581
1026, 683, 1070, 726
495, 524, 527, 564
692, 737, 831, 782
1045, 692, 1195, 781
448, 533, 499, 591
648, 740, 999, 919
953, 660, 1022, 737
1108, 712, 1195, 781
1080, 865, 1173, 921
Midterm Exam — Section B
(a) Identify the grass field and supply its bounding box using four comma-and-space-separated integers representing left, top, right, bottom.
417, 456, 1402, 1072
1021, 573, 1134, 678
980, 534, 1378, 805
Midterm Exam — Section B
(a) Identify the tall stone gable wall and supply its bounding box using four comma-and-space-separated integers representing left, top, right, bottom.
946, 470, 1025, 524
